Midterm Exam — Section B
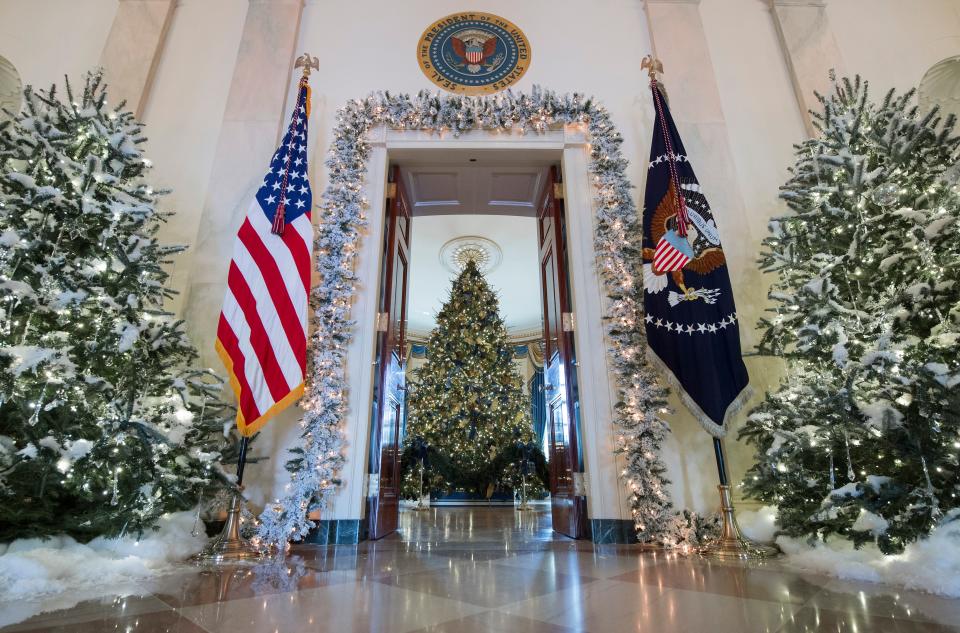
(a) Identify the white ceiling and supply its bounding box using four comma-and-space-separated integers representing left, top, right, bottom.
397, 155, 553, 337
406, 214, 541, 337
400, 161, 550, 217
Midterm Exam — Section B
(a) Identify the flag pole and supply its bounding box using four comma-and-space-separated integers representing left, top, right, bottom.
641, 54, 777, 559
235, 435, 251, 486
193, 52, 320, 563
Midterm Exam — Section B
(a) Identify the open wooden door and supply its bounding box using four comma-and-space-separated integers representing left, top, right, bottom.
367, 165, 411, 540
537, 166, 589, 539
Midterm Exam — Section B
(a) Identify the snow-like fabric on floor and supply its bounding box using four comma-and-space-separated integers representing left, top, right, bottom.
0, 511, 205, 611
737, 505, 960, 597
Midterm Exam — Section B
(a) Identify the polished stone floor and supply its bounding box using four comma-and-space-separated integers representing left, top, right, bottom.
4, 506, 960, 632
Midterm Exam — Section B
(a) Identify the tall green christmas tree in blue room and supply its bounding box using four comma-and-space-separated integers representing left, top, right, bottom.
402, 259, 547, 499
0, 72, 234, 542
740, 75, 960, 553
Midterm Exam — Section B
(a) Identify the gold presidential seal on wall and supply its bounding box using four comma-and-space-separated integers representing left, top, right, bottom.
417, 12, 531, 95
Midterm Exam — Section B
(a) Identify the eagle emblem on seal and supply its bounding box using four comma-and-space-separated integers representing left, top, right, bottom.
448, 29, 501, 73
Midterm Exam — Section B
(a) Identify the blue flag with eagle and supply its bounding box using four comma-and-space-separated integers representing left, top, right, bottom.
642, 82, 750, 438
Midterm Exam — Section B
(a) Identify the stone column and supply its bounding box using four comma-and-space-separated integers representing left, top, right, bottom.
99, 0, 177, 118
768, 0, 846, 136
643, 0, 762, 509
176, 0, 306, 517
181, 0, 305, 368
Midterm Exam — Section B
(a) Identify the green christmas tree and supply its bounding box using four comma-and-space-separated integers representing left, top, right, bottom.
403, 260, 546, 498
0, 72, 234, 542
739, 75, 960, 553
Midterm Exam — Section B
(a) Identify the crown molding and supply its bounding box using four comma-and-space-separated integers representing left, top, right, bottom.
509, 328, 544, 342
407, 328, 543, 345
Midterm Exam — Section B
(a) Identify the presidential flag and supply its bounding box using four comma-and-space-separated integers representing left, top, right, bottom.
642, 81, 750, 438
215, 74, 313, 436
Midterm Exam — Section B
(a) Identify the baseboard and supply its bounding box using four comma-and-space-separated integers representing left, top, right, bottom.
303, 519, 367, 544
590, 518, 639, 544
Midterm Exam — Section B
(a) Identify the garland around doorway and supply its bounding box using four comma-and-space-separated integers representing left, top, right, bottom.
255, 87, 685, 549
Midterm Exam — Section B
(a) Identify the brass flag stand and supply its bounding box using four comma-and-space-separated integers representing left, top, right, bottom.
414, 461, 429, 512
699, 439, 777, 560
192, 436, 262, 563
516, 442, 535, 512
411, 437, 431, 512
517, 472, 533, 512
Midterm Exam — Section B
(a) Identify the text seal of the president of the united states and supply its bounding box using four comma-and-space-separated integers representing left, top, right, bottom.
417, 12, 531, 95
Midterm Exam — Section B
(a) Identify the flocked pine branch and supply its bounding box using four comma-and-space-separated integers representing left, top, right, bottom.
739, 74, 960, 554
0, 72, 235, 542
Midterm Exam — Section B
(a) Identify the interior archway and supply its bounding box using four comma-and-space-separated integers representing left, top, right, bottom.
254, 93, 674, 548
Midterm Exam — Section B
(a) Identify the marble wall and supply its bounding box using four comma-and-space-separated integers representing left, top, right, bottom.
0, 0, 117, 90
0, 0, 958, 525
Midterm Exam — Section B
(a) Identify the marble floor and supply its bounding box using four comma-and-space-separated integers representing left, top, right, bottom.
4, 506, 960, 632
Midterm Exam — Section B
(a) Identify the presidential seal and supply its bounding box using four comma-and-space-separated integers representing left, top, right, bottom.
417, 12, 531, 95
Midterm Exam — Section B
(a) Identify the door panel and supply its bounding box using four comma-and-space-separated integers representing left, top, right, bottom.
368, 166, 411, 540
538, 166, 588, 539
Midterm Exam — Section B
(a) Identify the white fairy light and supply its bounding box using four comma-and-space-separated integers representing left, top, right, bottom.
257, 87, 678, 548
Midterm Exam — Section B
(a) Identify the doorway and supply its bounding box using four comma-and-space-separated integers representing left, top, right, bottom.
365, 154, 588, 542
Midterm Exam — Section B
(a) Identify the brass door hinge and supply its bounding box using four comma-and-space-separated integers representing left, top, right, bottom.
553, 182, 565, 200
386, 182, 397, 199
562, 312, 575, 332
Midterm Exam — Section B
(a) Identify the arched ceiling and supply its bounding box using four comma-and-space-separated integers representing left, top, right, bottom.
397, 154, 553, 339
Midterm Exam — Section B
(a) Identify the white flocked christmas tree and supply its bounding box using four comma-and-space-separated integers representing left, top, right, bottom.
0, 72, 234, 542
740, 75, 960, 553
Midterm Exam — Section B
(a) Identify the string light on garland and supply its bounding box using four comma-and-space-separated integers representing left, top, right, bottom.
257, 87, 701, 548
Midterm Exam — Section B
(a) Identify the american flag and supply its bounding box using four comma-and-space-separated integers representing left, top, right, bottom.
215, 76, 313, 436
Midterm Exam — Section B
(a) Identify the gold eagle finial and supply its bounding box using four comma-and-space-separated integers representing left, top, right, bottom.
294, 53, 320, 77
641, 55, 664, 83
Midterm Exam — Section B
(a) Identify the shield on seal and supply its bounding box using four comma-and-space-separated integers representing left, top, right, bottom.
466, 44, 484, 64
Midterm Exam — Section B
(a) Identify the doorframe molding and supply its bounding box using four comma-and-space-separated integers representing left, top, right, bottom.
330, 124, 633, 527
254, 89, 680, 549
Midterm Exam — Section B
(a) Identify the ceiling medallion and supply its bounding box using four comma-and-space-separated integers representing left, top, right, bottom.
440, 235, 503, 274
